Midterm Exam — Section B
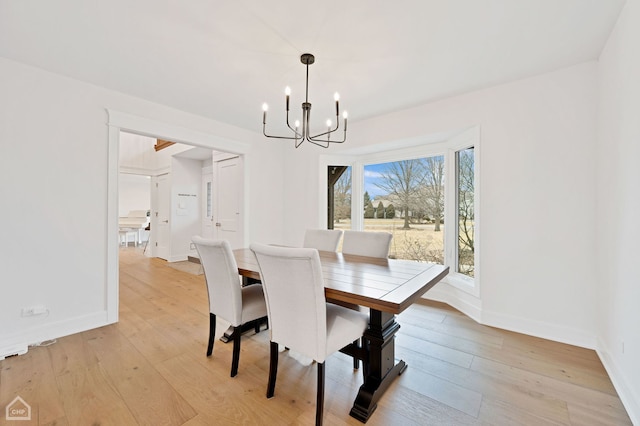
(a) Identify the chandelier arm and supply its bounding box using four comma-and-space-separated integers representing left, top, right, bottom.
309, 120, 340, 140
309, 123, 346, 144
308, 134, 346, 144
305, 138, 330, 148
285, 110, 302, 138
286, 123, 302, 137
263, 125, 303, 141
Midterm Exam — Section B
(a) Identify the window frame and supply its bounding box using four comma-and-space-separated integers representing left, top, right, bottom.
320, 126, 480, 297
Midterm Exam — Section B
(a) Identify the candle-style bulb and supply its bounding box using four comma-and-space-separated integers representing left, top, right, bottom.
334, 92, 340, 101
326, 119, 332, 127
285, 87, 290, 111
295, 120, 300, 128
343, 111, 348, 119
262, 103, 269, 112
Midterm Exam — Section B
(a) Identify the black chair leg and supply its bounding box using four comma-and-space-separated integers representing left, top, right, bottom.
316, 362, 325, 426
206, 313, 216, 357
230, 327, 241, 377
267, 341, 279, 398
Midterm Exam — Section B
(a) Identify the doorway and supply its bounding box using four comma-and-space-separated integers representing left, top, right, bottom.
106, 109, 250, 324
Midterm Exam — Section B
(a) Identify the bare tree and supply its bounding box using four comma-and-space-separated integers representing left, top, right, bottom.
421, 156, 445, 231
375, 160, 424, 229
333, 167, 351, 222
457, 148, 474, 276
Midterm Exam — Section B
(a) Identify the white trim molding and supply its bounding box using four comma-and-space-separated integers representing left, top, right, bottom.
106, 109, 252, 324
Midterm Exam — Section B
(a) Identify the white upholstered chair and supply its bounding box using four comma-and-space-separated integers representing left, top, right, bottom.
192, 236, 267, 377
303, 229, 343, 252
341, 230, 392, 368
250, 243, 368, 426
341, 230, 392, 258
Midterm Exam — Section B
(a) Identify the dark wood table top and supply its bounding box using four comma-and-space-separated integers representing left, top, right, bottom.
233, 248, 449, 314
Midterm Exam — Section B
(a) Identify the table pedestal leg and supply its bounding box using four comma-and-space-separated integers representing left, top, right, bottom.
350, 309, 407, 423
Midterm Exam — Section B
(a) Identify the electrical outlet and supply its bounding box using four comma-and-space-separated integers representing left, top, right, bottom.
21, 306, 48, 317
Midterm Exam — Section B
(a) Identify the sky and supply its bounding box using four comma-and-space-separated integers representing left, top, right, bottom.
363, 163, 389, 199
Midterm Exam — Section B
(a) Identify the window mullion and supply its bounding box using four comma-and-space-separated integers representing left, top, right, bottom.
351, 161, 364, 231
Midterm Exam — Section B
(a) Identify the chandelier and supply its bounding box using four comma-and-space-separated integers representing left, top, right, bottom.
262, 53, 347, 148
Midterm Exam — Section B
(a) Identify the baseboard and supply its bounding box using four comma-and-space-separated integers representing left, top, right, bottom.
0, 311, 111, 359
423, 284, 595, 349
596, 340, 640, 425
480, 308, 596, 349
0, 344, 28, 361
168, 255, 188, 262
423, 285, 482, 322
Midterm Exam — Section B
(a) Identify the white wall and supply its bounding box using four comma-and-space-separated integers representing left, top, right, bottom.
169, 157, 202, 261
0, 56, 285, 356
283, 62, 599, 348
119, 132, 157, 173
596, 0, 640, 422
118, 174, 151, 217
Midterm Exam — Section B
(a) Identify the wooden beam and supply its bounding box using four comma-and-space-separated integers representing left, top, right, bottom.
155, 139, 175, 151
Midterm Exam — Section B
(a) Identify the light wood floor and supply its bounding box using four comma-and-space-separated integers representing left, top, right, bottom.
0, 247, 631, 425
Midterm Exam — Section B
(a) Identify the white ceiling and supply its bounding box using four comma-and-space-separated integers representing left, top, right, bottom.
0, 0, 626, 134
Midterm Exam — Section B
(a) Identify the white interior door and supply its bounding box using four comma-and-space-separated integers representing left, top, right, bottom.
202, 172, 214, 239
156, 173, 171, 260
214, 156, 243, 248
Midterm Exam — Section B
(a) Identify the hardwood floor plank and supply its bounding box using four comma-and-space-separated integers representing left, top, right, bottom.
395, 344, 574, 423
567, 400, 634, 426
157, 352, 304, 425
400, 305, 505, 348
0, 341, 66, 425
378, 384, 480, 425
396, 333, 475, 368
47, 332, 100, 376
394, 361, 483, 416
117, 304, 154, 338
54, 364, 139, 425
471, 356, 630, 423
85, 327, 197, 425
470, 347, 617, 396
478, 397, 568, 426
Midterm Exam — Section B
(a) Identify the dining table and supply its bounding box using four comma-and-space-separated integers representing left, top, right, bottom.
233, 248, 449, 423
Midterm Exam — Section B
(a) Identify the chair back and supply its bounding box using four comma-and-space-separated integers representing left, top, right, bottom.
192, 236, 243, 326
303, 229, 343, 252
250, 244, 327, 361
342, 230, 392, 258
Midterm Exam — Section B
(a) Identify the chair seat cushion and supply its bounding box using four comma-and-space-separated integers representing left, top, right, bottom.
324, 303, 369, 358
240, 284, 268, 325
